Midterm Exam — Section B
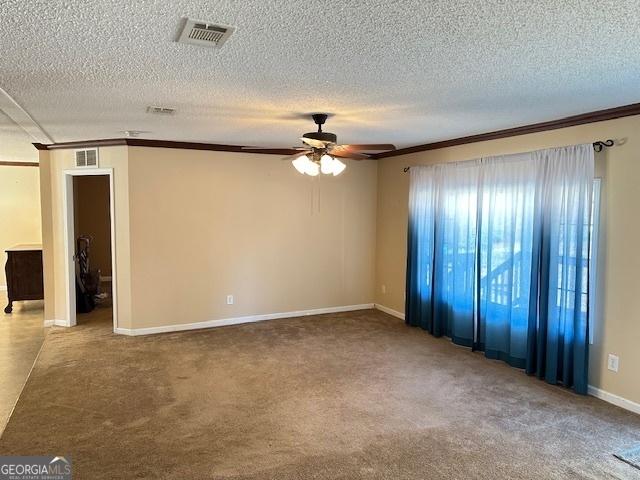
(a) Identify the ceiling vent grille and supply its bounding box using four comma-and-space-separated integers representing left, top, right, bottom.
177, 19, 235, 48
75, 148, 98, 168
146, 106, 176, 115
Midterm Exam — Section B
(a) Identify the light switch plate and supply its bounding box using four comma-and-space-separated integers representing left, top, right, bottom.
226, 295, 234, 305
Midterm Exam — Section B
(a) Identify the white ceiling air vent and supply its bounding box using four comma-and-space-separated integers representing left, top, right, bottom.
177, 19, 235, 48
75, 148, 98, 168
146, 106, 176, 115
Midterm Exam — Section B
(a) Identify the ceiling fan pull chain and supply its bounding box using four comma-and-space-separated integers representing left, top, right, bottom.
310, 181, 315, 216
309, 176, 320, 216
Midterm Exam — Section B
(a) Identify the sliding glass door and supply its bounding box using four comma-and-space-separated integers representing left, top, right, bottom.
406, 145, 596, 393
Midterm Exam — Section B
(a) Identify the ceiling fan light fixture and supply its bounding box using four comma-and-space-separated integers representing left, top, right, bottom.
305, 161, 320, 176
283, 114, 396, 177
331, 158, 346, 176
320, 154, 334, 174
292, 155, 311, 174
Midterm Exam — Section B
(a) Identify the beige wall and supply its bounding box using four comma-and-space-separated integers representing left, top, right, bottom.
0, 166, 42, 287
39, 147, 132, 327
40, 146, 377, 330
375, 114, 640, 404
73, 175, 112, 276
39, 153, 55, 321
127, 147, 377, 328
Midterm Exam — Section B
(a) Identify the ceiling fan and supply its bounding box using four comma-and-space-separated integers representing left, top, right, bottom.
244, 114, 396, 176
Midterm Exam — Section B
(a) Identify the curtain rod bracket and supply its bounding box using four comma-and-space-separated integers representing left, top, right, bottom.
593, 139, 614, 152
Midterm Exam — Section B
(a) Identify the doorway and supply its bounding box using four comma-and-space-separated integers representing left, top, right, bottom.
63, 169, 117, 331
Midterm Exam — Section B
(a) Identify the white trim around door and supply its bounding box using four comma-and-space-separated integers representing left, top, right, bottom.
62, 168, 118, 332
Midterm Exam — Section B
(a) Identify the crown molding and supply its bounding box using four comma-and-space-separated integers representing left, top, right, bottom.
372, 102, 640, 159
32, 138, 301, 156
0, 161, 39, 167
33, 138, 127, 150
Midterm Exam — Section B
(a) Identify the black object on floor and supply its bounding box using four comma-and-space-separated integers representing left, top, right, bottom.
614, 445, 640, 470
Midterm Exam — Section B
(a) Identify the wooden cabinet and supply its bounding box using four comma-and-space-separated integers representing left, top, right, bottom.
4, 244, 44, 314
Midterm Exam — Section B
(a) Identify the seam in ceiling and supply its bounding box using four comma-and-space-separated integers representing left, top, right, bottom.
0, 87, 53, 144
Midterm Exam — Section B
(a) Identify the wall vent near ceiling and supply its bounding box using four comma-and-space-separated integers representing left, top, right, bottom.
177, 18, 235, 48
146, 106, 176, 115
75, 148, 98, 168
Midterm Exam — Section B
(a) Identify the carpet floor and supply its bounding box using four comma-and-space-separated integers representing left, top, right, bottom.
1, 309, 639, 479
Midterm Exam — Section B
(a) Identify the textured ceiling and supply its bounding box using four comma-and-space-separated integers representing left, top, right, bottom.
1, 0, 640, 162
0, 109, 40, 162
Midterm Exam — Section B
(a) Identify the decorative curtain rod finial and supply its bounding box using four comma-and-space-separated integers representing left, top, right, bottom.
593, 139, 614, 152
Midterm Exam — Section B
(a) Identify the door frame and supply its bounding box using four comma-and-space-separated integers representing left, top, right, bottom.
62, 168, 117, 331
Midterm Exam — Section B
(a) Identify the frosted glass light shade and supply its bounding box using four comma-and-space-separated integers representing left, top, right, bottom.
292, 155, 310, 174
305, 160, 320, 176
292, 154, 339, 176
331, 158, 346, 176
320, 154, 334, 174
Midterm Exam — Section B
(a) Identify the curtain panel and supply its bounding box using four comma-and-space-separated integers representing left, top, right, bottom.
405, 144, 595, 394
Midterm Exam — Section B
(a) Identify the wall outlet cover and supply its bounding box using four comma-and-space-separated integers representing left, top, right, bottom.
226, 295, 234, 305
607, 354, 619, 372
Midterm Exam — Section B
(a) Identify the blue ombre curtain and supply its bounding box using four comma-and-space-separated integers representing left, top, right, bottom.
477, 152, 538, 368
405, 145, 594, 394
406, 161, 480, 346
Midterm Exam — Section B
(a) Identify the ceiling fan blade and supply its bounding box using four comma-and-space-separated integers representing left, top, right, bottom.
281, 151, 311, 161
300, 137, 329, 148
332, 144, 396, 153
329, 151, 370, 160
241, 147, 306, 155
242, 146, 308, 150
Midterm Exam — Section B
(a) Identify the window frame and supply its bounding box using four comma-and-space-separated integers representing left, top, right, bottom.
589, 178, 602, 345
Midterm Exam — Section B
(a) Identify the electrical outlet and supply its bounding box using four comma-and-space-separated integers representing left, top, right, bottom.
607, 354, 619, 372
226, 295, 234, 305
381, 285, 386, 294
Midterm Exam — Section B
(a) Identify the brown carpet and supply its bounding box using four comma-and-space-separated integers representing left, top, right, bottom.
1, 309, 639, 479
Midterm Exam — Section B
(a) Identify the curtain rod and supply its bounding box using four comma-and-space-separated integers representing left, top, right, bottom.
402, 139, 615, 172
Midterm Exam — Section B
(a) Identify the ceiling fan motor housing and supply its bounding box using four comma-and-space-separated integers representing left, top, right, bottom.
303, 131, 337, 144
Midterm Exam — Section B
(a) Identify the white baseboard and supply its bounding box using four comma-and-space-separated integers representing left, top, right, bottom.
588, 385, 640, 415
374, 303, 405, 320
43, 319, 70, 328
114, 303, 375, 336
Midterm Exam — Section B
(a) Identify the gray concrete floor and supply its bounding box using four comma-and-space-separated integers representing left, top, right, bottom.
0, 291, 45, 436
